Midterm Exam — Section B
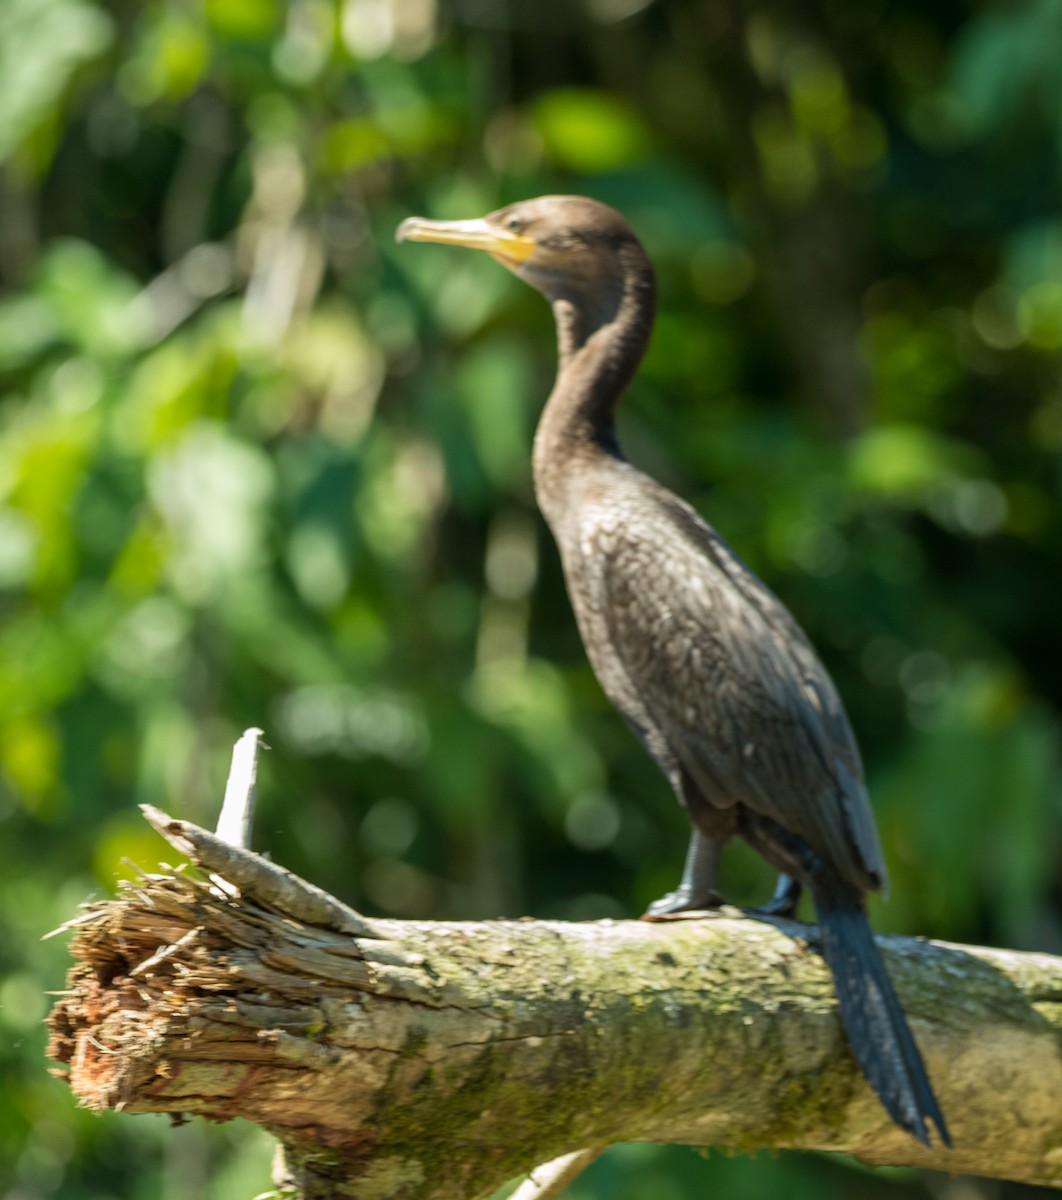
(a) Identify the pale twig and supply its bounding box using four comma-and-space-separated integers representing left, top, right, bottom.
215, 727, 265, 850
508, 1147, 608, 1200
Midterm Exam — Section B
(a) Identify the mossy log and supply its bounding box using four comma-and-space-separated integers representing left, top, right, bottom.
47, 808, 1062, 1198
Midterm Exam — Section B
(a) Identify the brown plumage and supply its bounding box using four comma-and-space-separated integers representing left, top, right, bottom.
397, 195, 948, 1146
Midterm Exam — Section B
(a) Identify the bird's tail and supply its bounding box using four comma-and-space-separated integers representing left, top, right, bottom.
814, 895, 950, 1147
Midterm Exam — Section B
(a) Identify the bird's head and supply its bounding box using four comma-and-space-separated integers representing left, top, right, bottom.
396, 196, 652, 328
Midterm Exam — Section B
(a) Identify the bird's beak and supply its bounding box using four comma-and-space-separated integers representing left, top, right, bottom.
395, 216, 537, 265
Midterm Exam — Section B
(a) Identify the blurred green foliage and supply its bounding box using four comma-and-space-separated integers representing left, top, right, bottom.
1, 0, 1060, 1196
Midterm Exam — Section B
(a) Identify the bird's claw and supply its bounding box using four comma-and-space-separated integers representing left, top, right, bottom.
641, 886, 724, 921
747, 876, 802, 920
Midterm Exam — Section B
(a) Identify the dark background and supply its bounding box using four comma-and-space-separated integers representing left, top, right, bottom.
2, 0, 1061, 1196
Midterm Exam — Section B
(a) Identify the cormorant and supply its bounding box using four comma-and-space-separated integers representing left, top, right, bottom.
397, 195, 949, 1147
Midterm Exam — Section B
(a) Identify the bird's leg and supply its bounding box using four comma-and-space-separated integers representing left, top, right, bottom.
642, 829, 723, 918
749, 873, 803, 919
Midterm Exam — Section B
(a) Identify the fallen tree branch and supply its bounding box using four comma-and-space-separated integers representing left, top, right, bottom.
47, 809, 1062, 1199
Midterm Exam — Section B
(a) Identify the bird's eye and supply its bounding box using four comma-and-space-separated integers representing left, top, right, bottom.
507, 217, 523, 233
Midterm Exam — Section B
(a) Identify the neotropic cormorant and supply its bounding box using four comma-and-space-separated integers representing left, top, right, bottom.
397, 196, 949, 1147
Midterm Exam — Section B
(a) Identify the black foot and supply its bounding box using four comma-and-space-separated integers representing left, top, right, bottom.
748, 874, 802, 919
641, 885, 724, 920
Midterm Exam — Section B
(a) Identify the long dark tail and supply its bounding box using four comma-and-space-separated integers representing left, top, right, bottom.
814, 894, 950, 1147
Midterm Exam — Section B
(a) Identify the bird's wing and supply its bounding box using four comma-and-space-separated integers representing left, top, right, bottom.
585, 476, 886, 893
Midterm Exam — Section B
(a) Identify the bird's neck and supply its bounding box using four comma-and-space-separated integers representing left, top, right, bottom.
532, 258, 656, 516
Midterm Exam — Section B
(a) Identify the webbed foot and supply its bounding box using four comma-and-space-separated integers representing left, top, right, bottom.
641, 885, 724, 920
747, 874, 802, 919
642, 830, 723, 920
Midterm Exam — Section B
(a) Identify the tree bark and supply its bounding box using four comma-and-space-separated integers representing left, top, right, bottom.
47, 808, 1062, 1199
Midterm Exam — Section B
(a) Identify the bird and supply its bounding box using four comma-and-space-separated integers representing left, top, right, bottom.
396, 195, 949, 1147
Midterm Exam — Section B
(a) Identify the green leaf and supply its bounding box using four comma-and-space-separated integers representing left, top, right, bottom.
532, 88, 652, 172
0, 0, 112, 164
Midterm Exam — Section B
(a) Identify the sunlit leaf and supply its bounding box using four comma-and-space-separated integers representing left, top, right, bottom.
848, 425, 969, 498
0, 0, 112, 164
532, 88, 652, 173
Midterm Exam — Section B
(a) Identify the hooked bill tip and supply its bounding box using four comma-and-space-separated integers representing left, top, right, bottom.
393, 214, 537, 263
